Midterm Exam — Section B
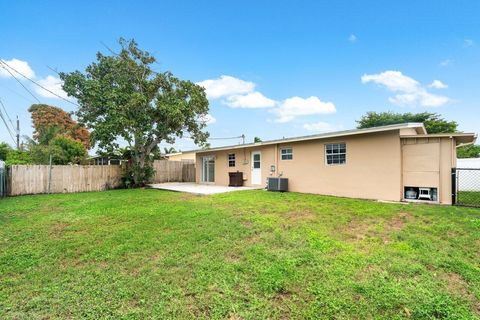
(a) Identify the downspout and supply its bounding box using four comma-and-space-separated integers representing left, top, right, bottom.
274, 143, 279, 177
399, 136, 404, 201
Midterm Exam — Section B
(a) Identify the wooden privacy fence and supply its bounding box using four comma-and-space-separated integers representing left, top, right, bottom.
6, 160, 196, 196
8, 165, 123, 196
151, 160, 195, 183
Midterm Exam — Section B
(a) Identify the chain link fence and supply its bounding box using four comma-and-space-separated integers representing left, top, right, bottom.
454, 168, 480, 207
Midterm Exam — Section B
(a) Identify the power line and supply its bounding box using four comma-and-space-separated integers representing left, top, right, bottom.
0, 108, 16, 145
0, 60, 79, 107
0, 98, 15, 132
0, 83, 37, 104
0, 62, 41, 103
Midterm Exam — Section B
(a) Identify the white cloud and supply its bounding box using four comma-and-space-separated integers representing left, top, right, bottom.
361, 71, 419, 93
303, 122, 342, 132
464, 39, 474, 47
274, 96, 336, 123
388, 92, 449, 108
224, 91, 276, 108
200, 114, 216, 125
196, 75, 255, 99
198, 75, 277, 109
0, 58, 72, 102
198, 75, 338, 122
0, 58, 35, 78
348, 34, 357, 43
361, 70, 450, 107
428, 80, 448, 89
34, 75, 69, 99
439, 59, 452, 67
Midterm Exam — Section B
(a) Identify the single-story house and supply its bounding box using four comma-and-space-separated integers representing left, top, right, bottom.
194, 123, 476, 204
164, 151, 196, 162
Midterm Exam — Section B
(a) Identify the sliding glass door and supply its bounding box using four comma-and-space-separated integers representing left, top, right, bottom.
202, 156, 215, 183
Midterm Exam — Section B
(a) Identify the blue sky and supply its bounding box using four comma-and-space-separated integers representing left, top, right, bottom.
1, 1, 479, 152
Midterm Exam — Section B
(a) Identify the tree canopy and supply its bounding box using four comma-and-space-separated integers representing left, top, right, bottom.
28, 104, 90, 148
0, 142, 10, 161
24, 104, 89, 165
356, 111, 458, 133
457, 144, 480, 158
60, 38, 210, 185
357, 111, 480, 158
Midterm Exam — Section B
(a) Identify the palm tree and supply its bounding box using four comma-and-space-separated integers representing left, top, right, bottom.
163, 147, 176, 154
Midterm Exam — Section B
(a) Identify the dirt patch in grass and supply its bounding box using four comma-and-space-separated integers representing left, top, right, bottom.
150, 252, 163, 264
279, 210, 316, 230
355, 264, 384, 282
440, 272, 480, 314
341, 219, 373, 243
241, 220, 253, 229
49, 222, 69, 237
286, 209, 316, 222
336, 212, 415, 247
443, 272, 471, 297
224, 251, 241, 263
382, 212, 414, 244
386, 212, 413, 231
245, 232, 262, 245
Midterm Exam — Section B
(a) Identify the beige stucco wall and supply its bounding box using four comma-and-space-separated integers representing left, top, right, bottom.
195, 144, 276, 187
167, 152, 196, 162
401, 137, 455, 204
196, 131, 458, 204
196, 130, 403, 202
399, 127, 419, 135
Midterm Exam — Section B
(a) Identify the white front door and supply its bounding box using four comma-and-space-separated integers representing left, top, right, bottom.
251, 151, 261, 185
201, 156, 215, 183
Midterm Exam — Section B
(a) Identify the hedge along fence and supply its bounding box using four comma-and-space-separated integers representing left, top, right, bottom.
6, 160, 196, 196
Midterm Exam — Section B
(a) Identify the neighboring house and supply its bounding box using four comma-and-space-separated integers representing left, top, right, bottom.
195, 123, 476, 205
165, 152, 196, 162
87, 155, 125, 165
457, 158, 480, 169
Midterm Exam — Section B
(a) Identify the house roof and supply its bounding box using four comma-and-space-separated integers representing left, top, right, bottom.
195, 122, 428, 154
401, 133, 477, 145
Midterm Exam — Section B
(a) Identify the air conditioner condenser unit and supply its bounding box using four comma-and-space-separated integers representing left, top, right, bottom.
267, 177, 288, 192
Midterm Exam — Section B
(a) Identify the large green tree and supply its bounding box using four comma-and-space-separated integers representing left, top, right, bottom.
357, 111, 479, 158
0, 142, 10, 161
356, 111, 458, 133
60, 39, 209, 185
28, 104, 90, 149
27, 136, 87, 165
457, 144, 480, 158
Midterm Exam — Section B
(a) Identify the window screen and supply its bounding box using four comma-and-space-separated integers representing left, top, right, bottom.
228, 153, 236, 167
253, 153, 261, 168
281, 148, 293, 160
325, 143, 346, 165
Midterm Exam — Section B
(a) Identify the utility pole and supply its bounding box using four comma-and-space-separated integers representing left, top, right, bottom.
16, 116, 20, 150
241, 134, 245, 144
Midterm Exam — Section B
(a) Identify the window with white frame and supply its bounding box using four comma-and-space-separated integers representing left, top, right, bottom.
325, 143, 346, 165
280, 148, 293, 160
228, 153, 236, 167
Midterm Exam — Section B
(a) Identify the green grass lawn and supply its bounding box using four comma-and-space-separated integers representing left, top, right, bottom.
457, 191, 480, 208
1, 189, 479, 319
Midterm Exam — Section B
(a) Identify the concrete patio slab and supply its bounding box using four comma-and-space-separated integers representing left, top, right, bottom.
148, 182, 262, 195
